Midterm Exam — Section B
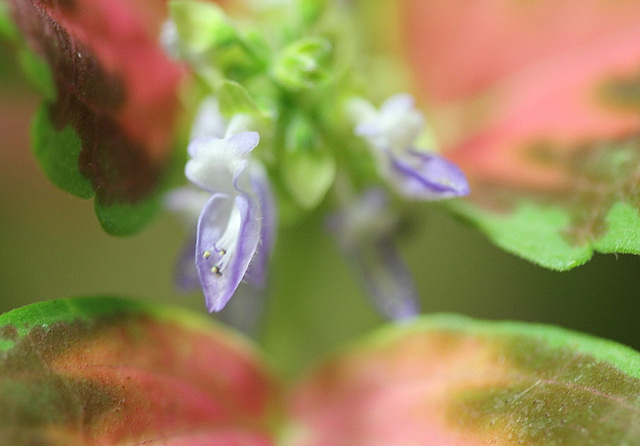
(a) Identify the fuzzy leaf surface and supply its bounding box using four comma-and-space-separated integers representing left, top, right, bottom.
287, 315, 640, 445
4, 298, 640, 445
0, 296, 277, 445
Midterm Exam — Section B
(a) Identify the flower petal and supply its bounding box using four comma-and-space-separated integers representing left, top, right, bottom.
195, 194, 261, 312
243, 164, 277, 288
389, 151, 470, 200
380, 93, 416, 115
354, 94, 424, 152
186, 132, 260, 193
328, 188, 419, 320
350, 238, 420, 320
190, 96, 228, 141
164, 186, 211, 227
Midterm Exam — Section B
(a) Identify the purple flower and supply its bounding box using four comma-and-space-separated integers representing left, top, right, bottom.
166, 98, 276, 314
327, 188, 419, 320
350, 93, 470, 200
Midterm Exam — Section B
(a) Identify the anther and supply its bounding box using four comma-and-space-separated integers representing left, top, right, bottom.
219, 249, 226, 256
203, 250, 212, 259
211, 266, 222, 276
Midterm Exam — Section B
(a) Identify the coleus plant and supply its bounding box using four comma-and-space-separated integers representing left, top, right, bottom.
3, 296, 640, 444
2, 0, 640, 443
400, 0, 640, 269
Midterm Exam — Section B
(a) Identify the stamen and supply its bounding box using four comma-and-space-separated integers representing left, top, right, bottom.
211, 266, 222, 276
203, 250, 212, 259
219, 249, 226, 256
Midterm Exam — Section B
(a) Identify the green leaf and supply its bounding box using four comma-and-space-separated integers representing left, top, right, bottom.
287, 314, 640, 445
452, 199, 640, 271
282, 116, 336, 209
283, 149, 335, 210
16, 49, 55, 101
0, 296, 277, 445
170, 0, 239, 54
31, 105, 94, 200
273, 37, 332, 91
0, 0, 18, 41
94, 191, 161, 236
217, 80, 261, 117
297, 0, 327, 25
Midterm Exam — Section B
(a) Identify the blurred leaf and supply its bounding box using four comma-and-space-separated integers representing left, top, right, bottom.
282, 149, 335, 209
287, 314, 640, 445
5, 0, 183, 235
0, 296, 277, 445
297, 0, 327, 26
16, 49, 55, 100
402, 0, 640, 269
4, 298, 640, 444
217, 80, 261, 117
94, 191, 163, 236
31, 104, 94, 199
0, 0, 17, 40
273, 37, 332, 91
170, 0, 238, 53
282, 116, 336, 210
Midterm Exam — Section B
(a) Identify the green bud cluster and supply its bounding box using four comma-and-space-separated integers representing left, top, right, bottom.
167, 0, 397, 223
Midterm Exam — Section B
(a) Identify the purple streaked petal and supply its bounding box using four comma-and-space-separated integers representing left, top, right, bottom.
389, 151, 470, 200
195, 193, 261, 312
243, 165, 276, 288
347, 238, 420, 321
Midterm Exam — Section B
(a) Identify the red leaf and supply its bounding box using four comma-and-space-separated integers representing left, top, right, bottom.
7, 0, 183, 204
0, 298, 277, 445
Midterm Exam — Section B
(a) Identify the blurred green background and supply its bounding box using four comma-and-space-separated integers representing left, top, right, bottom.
1, 37, 639, 379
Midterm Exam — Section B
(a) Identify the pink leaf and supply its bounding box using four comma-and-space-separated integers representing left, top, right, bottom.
402, 0, 640, 266
287, 316, 640, 445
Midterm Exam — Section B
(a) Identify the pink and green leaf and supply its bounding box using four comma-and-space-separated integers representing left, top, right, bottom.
286, 314, 640, 445
0, 296, 278, 445
402, 0, 640, 269
4, 0, 184, 235
0, 0, 17, 40
4, 298, 640, 444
